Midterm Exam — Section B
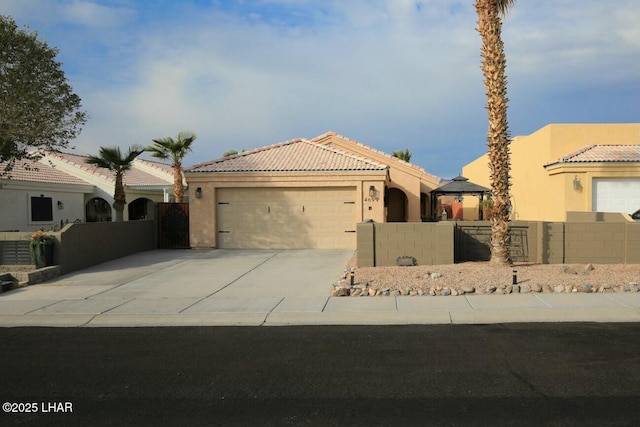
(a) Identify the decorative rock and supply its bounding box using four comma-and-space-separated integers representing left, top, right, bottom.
495, 287, 505, 295
520, 284, 532, 294
554, 284, 565, 293
618, 285, 629, 293
530, 283, 542, 293
487, 285, 497, 294
462, 285, 475, 294
563, 266, 578, 275
390, 290, 401, 297
368, 288, 377, 296
418, 289, 425, 296
511, 284, 520, 293
335, 288, 350, 297
381, 287, 390, 293
400, 288, 410, 296
630, 284, 639, 293
429, 290, 436, 296
351, 289, 362, 297
505, 285, 513, 294
578, 283, 593, 293
430, 272, 443, 279
441, 288, 451, 296
410, 290, 418, 296
585, 263, 595, 272
451, 289, 459, 296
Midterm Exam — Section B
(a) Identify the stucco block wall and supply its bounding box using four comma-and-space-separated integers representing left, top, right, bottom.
58, 221, 156, 274
564, 223, 624, 264
357, 222, 454, 267
358, 219, 640, 266
626, 223, 640, 263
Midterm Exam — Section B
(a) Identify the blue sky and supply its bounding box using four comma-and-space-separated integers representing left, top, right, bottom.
3, 0, 639, 178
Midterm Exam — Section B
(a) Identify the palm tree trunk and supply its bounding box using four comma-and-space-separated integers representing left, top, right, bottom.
476, 0, 512, 266
113, 172, 126, 222
173, 165, 184, 203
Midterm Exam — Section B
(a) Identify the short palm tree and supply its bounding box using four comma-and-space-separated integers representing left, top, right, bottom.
85, 146, 144, 222
475, 0, 516, 266
146, 131, 196, 203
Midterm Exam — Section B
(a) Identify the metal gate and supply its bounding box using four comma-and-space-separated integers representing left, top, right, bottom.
454, 224, 528, 263
157, 203, 190, 249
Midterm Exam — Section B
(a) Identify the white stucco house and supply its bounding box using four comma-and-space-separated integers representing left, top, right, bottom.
1, 151, 176, 232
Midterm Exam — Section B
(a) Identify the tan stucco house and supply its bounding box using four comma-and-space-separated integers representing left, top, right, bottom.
185, 132, 441, 249
462, 123, 640, 221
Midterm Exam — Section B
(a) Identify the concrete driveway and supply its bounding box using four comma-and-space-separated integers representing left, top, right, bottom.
0, 249, 354, 326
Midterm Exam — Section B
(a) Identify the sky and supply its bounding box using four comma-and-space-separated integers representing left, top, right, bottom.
3, 0, 639, 179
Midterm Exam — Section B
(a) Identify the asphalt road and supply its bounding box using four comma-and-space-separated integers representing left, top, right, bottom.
1, 324, 639, 426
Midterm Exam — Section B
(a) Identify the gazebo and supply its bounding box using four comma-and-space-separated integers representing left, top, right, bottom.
430, 175, 491, 220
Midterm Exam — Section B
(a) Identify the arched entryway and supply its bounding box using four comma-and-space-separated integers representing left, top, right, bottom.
86, 197, 112, 222
128, 198, 154, 220
386, 187, 407, 222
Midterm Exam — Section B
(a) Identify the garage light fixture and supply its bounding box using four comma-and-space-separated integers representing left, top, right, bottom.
57, 201, 64, 210
195, 187, 202, 198
573, 175, 581, 191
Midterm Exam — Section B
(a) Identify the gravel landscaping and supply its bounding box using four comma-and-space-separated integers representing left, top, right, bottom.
334, 254, 640, 296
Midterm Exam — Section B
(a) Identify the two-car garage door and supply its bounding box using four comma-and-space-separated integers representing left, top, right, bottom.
216, 187, 357, 249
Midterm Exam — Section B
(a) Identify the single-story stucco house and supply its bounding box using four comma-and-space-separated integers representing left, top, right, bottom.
185, 131, 442, 249
462, 123, 640, 222
0, 151, 176, 232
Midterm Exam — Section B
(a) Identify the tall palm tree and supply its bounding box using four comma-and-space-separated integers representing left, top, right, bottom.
475, 0, 516, 266
392, 149, 412, 163
146, 131, 196, 203
85, 145, 144, 222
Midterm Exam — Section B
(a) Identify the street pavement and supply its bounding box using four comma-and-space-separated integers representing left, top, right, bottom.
1, 249, 640, 327
2, 324, 640, 426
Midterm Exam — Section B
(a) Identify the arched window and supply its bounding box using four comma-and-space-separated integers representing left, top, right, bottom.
86, 198, 111, 222
128, 198, 154, 220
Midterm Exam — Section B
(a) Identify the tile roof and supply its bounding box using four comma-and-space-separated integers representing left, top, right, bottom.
0, 158, 90, 186
312, 131, 441, 183
44, 151, 173, 186
186, 138, 389, 173
545, 144, 640, 167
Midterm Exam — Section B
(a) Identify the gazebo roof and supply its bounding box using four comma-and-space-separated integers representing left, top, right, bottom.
431, 175, 490, 195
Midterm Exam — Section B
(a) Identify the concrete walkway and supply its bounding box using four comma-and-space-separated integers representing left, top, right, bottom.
1, 249, 639, 327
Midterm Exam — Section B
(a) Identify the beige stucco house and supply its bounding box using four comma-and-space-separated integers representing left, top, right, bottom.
185, 132, 441, 249
462, 123, 640, 221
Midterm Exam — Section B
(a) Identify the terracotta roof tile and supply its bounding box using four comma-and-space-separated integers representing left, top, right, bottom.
44, 151, 173, 186
186, 138, 388, 173
311, 131, 441, 183
545, 144, 640, 167
0, 158, 90, 186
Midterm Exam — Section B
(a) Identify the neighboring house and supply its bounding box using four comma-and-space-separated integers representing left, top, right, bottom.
0, 151, 176, 232
0, 158, 93, 232
462, 123, 640, 221
185, 132, 441, 249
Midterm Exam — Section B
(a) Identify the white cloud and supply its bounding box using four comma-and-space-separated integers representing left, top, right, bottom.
7, 0, 637, 177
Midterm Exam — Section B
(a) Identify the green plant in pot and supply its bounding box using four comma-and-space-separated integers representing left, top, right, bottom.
30, 230, 54, 268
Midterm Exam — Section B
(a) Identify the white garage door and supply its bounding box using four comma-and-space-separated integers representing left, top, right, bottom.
592, 178, 640, 214
216, 187, 357, 249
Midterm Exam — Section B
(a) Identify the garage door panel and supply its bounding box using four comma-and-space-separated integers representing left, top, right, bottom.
217, 188, 356, 249
592, 178, 640, 214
